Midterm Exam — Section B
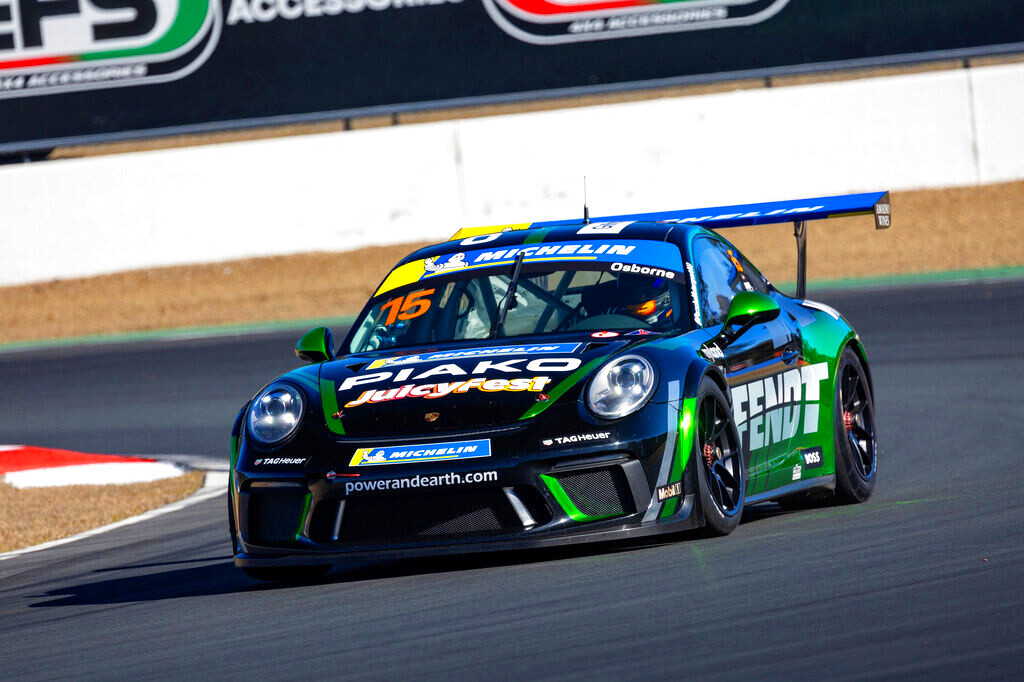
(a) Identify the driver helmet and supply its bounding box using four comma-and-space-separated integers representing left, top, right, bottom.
584, 275, 673, 326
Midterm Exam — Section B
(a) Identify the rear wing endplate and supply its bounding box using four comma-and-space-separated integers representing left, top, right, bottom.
451, 191, 891, 298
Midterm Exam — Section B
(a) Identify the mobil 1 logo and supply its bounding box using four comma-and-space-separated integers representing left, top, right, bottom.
0, 0, 220, 98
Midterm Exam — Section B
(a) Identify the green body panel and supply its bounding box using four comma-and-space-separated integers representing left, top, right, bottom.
659, 396, 696, 518
319, 378, 346, 435
753, 307, 860, 494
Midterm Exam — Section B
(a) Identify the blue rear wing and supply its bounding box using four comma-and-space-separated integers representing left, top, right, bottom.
535, 191, 892, 232
450, 191, 891, 298
551, 190, 890, 298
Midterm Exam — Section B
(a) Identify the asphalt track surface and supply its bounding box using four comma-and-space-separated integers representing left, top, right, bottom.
2, 279, 1022, 680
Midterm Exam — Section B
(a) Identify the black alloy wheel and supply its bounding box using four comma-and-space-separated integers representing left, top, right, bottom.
834, 348, 877, 502
695, 380, 744, 536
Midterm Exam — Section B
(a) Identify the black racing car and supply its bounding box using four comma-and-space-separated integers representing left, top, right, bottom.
229, 192, 890, 581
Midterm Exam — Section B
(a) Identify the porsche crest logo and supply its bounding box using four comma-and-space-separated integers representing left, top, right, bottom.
424, 412, 440, 423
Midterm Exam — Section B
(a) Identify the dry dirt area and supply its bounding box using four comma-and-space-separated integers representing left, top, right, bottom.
1, 181, 1022, 344
0, 470, 204, 553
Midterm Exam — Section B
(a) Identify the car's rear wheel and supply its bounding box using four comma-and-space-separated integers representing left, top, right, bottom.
243, 566, 331, 583
694, 380, 745, 536
834, 347, 877, 503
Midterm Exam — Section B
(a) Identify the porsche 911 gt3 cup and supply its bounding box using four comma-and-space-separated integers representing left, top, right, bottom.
229, 192, 890, 582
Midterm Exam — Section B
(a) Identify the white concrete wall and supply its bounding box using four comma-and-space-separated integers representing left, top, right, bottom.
2, 62, 1022, 286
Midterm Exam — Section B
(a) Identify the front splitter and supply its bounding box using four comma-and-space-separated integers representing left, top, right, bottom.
236, 494, 698, 567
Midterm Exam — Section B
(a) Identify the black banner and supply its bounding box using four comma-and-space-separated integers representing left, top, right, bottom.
1, 0, 1022, 153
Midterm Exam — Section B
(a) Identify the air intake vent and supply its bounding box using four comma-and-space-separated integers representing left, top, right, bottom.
340, 488, 522, 542
247, 492, 306, 545
554, 466, 632, 518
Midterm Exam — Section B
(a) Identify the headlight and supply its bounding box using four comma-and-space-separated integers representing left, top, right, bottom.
586, 354, 657, 419
248, 385, 304, 445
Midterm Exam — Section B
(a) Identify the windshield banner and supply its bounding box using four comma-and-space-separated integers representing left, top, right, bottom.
427, 240, 682, 276
376, 239, 684, 295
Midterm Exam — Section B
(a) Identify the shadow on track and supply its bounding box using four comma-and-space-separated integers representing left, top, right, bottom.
29, 503, 803, 607
30, 560, 246, 607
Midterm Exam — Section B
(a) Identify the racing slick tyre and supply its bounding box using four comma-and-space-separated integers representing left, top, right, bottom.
833, 347, 877, 503
694, 380, 745, 536
243, 566, 331, 583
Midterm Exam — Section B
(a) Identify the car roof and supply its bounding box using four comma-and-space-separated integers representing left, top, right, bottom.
399, 221, 708, 267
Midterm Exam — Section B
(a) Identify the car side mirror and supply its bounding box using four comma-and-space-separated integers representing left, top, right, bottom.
714, 292, 781, 348
295, 327, 335, 363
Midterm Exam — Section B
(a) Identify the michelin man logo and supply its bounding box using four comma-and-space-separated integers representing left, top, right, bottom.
363, 450, 387, 463
424, 252, 468, 273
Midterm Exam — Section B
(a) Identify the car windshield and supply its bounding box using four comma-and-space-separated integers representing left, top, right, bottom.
347, 263, 694, 354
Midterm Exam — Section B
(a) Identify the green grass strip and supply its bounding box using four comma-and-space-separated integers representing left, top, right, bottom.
4, 265, 1022, 353
0, 315, 357, 354
780, 265, 1024, 294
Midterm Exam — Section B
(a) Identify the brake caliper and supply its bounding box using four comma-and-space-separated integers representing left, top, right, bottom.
703, 443, 715, 467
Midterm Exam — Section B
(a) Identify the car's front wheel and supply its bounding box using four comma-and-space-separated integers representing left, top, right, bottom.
833, 347, 877, 503
693, 379, 745, 536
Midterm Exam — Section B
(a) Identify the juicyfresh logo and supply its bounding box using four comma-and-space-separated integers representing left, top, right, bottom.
482, 0, 791, 44
0, 0, 220, 98
344, 376, 552, 408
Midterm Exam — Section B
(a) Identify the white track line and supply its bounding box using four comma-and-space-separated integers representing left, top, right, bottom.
0, 471, 228, 561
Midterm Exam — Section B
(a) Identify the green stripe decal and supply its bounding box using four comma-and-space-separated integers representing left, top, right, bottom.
519, 356, 608, 420
541, 474, 619, 523
294, 493, 312, 541
659, 396, 696, 519
320, 379, 345, 435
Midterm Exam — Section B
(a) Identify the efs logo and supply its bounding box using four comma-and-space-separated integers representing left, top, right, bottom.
482, 0, 791, 44
0, 0, 220, 98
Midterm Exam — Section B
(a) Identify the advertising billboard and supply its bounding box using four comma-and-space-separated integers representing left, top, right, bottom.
1, 0, 1022, 153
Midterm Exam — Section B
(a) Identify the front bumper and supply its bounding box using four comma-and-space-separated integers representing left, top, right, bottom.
233, 413, 698, 566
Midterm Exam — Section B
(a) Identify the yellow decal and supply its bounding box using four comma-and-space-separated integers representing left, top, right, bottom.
374, 261, 427, 297
448, 223, 532, 241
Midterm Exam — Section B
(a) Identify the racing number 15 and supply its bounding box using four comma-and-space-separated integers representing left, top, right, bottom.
380, 289, 435, 325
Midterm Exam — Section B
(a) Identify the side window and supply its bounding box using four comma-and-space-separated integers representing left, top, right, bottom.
691, 236, 749, 326
724, 242, 770, 294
